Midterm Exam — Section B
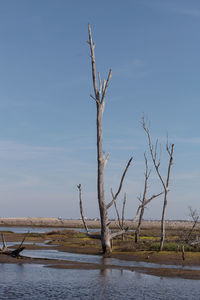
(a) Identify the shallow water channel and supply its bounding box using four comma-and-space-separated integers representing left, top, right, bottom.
21, 248, 200, 271
0, 226, 99, 234
0, 263, 199, 300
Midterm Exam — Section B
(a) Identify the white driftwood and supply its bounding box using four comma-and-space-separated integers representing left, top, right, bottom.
0, 232, 28, 257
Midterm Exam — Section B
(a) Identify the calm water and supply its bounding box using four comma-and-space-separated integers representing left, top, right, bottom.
0, 226, 98, 234
21, 249, 200, 271
0, 264, 199, 300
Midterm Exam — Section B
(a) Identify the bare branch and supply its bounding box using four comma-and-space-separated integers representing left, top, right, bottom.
110, 227, 129, 239
112, 191, 122, 229
101, 69, 112, 103
77, 184, 101, 239
166, 143, 174, 189
107, 157, 133, 209
104, 152, 110, 168
143, 192, 163, 207
77, 184, 90, 235
90, 94, 100, 105
122, 193, 126, 228
142, 116, 166, 189
133, 208, 140, 222
18, 231, 29, 250
88, 23, 98, 97
154, 139, 158, 161
157, 144, 162, 168
98, 72, 102, 95
102, 80, 106, 94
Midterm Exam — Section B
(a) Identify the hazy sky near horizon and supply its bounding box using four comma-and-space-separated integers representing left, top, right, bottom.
0, 0, 199, 220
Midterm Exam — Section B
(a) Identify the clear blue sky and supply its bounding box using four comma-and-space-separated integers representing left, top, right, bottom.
0, 0, 199, 220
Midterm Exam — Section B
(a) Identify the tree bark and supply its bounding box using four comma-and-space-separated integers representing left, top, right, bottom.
135, 206, 144, 243
160, 192, 167, 250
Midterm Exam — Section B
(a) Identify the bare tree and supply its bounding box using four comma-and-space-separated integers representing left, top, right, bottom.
134, 152, 163, 243
186, 207, 199, 243
86, 23, 133, 254
142, 117, 174, 251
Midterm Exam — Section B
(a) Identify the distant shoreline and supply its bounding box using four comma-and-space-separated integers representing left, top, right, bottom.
0, 217, 197, 229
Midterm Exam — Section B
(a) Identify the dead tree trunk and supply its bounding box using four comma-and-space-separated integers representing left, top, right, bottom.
134, 153, 163, 243
97, 104, 111, 253
88, 23, 112, 253
135, 206, 144, 243
79, 24, 132, 254
143, 117, 174, 251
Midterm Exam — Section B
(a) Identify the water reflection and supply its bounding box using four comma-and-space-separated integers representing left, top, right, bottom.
22, 249, 200, 271
0, 264, 199, 299
100, 268, 112, 277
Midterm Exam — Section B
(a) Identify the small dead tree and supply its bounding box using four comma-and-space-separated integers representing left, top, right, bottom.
142, 117, 174, 251
134, 152, 163, 243
83, 23, 133, 254
186, 207, 199, 244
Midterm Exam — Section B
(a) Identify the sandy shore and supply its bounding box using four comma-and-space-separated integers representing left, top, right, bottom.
0, 217, 197, 229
